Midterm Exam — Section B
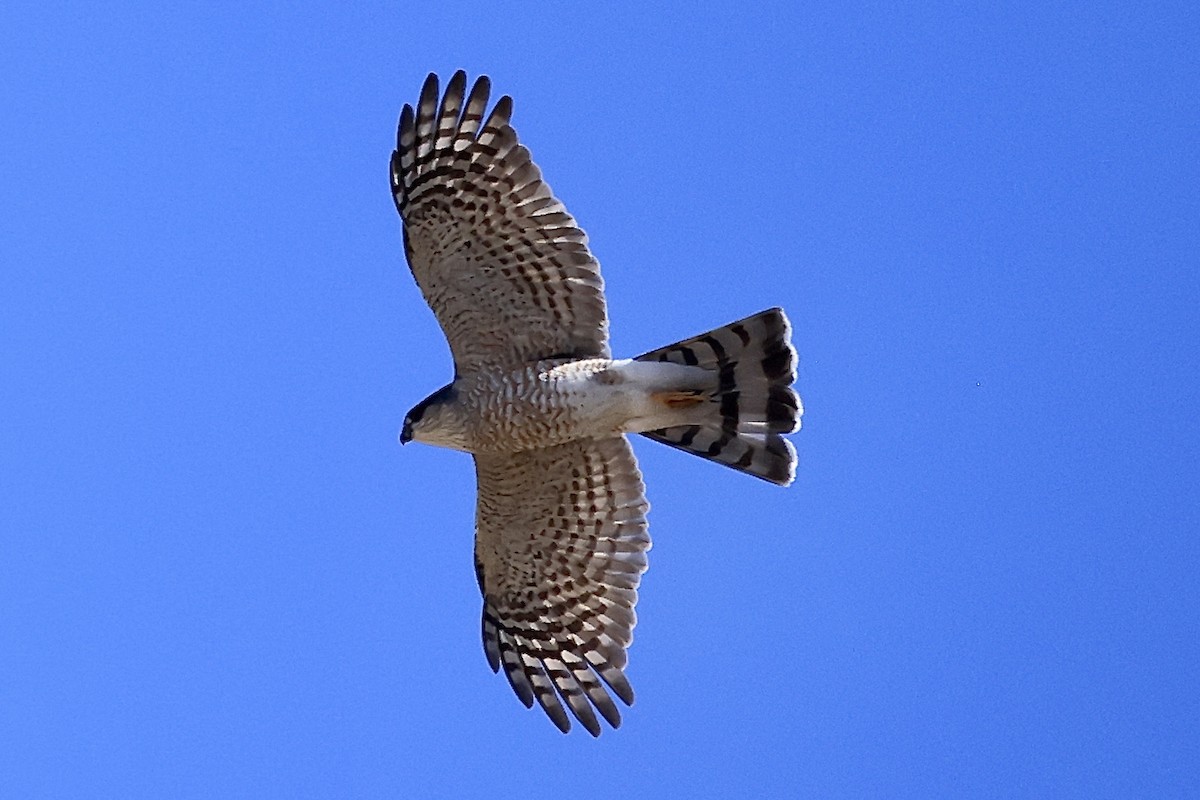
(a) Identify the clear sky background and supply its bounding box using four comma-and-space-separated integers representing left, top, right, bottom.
2, 2, 1197, 798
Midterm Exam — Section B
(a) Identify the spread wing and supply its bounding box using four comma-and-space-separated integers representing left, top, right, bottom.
473, 437, 650, 736
391, 71, 610, 374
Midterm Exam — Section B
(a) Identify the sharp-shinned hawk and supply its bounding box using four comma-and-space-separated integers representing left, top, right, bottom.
391, 71, 802, 736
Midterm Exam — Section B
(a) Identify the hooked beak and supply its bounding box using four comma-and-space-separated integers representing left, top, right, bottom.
399, 420, 412, 445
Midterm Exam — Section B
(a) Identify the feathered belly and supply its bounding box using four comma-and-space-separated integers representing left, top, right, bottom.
460, 359, 713, 453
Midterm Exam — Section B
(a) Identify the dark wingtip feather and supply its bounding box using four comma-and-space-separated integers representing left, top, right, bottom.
597, 666, 635, 706
419, 72, 439, 102
481, 610, 502, 672
590, 691, 622, 730
441, 70, 467, 115
492, 94, 514, 125
396, 103, 413, 144
470, 74, 492, 101
548, 708, 571, 734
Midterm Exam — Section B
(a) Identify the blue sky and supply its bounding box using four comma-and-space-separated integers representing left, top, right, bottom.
2, 2, 1197, 797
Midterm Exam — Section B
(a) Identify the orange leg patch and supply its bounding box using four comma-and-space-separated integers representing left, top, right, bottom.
653, 390, 706, 409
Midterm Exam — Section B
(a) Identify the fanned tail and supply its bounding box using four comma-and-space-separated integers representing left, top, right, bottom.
636, 308, 801, 486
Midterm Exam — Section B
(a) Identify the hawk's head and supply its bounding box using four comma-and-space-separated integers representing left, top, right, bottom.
400, 383, 465, 450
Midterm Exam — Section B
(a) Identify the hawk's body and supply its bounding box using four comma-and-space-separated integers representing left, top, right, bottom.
403, 357, 714, 453
392, 72, 802, 736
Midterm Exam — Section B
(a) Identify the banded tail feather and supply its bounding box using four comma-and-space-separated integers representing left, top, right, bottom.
636, 308, 802, 486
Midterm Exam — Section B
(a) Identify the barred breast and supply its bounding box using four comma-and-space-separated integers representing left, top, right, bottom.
456, 359, 637, 452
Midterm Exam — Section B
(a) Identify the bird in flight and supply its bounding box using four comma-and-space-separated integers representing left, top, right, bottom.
391, 71, 802, 736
